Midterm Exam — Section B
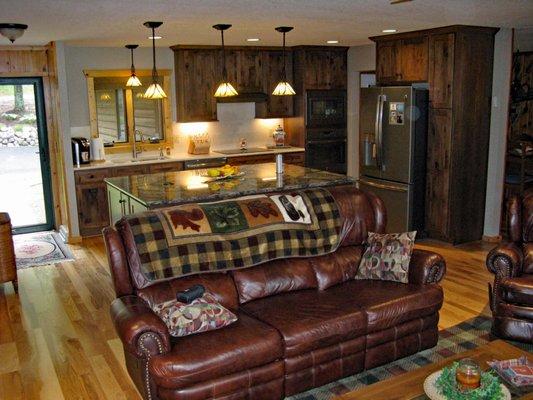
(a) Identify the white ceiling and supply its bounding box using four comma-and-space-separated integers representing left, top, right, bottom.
2, 0, 533, 47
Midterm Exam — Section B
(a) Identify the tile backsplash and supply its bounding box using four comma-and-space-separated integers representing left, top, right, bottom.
174, 102, 283, 150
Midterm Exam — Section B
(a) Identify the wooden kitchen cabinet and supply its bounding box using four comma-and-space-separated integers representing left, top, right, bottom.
375, 37, 428, 84
376, 41, 400, 84
399, 36, 428, 82
174, 48, 218, 122
256, 50, 294, 118
229, 152, 305, 166
372, 25, 498, 243
294, 47, 347, 90
425, 108, 452, 239
76, 182, 109, 236
428, 33, 454, 109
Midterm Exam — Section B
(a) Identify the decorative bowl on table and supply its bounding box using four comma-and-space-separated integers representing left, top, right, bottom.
423, 361, 511, 400
203, 165, 244, 181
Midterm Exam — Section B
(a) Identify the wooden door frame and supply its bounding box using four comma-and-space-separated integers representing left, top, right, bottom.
0, 44, 72, 239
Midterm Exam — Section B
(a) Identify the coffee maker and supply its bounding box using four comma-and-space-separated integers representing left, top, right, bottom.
71, 137, 91, 166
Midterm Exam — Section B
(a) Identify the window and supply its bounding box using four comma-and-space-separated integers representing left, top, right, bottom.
85, 70, 171, 151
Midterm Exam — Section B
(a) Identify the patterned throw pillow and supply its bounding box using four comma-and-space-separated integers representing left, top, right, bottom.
152, 292, 238, 337
355, 231, 417, 283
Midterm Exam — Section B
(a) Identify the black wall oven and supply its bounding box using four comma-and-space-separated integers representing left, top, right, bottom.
305, 128, 347, 174
304, 89, 347, 174
306, 89, 346, 128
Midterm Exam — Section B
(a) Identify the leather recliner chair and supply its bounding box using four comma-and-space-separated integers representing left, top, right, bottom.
486, 189, 533, 343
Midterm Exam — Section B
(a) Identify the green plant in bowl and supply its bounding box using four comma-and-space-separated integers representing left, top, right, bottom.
436, 362, 504, 400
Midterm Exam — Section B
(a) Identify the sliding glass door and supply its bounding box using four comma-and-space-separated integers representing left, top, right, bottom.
0, 77, 54, 233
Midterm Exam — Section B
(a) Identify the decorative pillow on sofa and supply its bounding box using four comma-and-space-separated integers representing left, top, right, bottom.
151, 292, 238, 337
355, 231, 416, 284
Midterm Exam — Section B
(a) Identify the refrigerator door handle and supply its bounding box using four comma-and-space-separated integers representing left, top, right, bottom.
373, 95, 381, 165
377, 94, 386, 171
358, 178, 407, 192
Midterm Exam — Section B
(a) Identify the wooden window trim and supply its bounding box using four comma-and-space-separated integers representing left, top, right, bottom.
84, 69, 173, 154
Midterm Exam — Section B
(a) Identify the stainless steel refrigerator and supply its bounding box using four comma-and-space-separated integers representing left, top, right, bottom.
359, 86, 428, 233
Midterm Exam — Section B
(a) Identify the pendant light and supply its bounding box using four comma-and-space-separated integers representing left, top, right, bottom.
143, 21, 167, 99
272, 26, 296, 96
125, 44, 142, 87
213, 24, 238, 98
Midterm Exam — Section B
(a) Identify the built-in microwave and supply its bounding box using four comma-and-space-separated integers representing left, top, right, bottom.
306, 89, 346, 128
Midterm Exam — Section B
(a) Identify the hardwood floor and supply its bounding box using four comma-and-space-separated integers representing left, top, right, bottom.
0, 237, 497, 399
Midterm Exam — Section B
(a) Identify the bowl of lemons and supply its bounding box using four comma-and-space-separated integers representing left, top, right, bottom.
204, 165, 244, 181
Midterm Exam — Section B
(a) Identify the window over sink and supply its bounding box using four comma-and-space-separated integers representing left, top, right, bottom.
84, 69, 171, 153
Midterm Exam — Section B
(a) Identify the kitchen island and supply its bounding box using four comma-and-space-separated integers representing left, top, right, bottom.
104, 163, 354, 224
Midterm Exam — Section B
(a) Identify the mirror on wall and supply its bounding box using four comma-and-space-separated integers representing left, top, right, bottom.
85, 70, 171, 150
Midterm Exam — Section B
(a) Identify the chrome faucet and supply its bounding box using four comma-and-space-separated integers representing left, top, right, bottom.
132, 130, 149, 159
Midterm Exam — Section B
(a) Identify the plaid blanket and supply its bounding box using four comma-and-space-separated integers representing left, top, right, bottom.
118, 188, 342, 289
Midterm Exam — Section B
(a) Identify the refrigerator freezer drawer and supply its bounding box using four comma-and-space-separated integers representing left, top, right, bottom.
358, 177, 412, 233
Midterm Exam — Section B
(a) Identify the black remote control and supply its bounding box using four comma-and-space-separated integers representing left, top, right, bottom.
279, 195, 300, 221
176, 284, 205, 304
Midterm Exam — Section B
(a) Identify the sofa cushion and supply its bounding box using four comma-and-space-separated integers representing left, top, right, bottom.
148, 312, 283, 389
523, 243, 533, 275
355, 231, 416, 283
310, 245, 364, 290
500, 276, 533, 306
326, 280, 443, 333
242, 289, 366, 357
152, 293, 238, 337
231, 258, 317, 304
136, 272, 239, 311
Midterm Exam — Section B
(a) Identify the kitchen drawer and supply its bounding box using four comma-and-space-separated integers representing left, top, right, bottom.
75, 169, 111, 184
284, 152, 305, 165
113, 164, 151, 177
149, 162, 184, 174
230, 154, 275, 165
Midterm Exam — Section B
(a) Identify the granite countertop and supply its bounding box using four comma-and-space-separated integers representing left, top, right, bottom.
104, 163, 354, 208
74, 146, 305, 171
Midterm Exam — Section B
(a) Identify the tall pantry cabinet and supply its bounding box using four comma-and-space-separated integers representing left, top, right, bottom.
371, 26, 498, 243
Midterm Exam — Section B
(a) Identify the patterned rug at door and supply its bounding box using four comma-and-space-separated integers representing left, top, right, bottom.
14, 231, 74, 269
287, 316, 533, 400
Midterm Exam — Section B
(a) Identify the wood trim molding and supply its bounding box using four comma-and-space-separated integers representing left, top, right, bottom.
482, 235, 502, 243
83, 69, 172, 78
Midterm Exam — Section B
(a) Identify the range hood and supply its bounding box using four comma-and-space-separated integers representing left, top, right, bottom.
216, 91, 268, 103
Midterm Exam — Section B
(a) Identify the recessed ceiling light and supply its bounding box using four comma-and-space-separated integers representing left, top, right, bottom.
247, 38, 260, 42
382, 29, 397, 33
327, 40, 339, 44
148, 35, 162, 40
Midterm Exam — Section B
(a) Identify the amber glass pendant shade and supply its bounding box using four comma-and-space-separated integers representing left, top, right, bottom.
213, 24, 238, 98
143, 22, 167, 99
214, 82, 239, 97
272, 81, 296, 96
144, 82, 167, 99
273, 26, 295, 96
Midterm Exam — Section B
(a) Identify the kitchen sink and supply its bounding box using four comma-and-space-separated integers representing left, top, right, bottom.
214, 147, 273, 155
111, 156, 170, 164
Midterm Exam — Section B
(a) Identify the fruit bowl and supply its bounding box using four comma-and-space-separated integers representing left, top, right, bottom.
203, 165, 243, 180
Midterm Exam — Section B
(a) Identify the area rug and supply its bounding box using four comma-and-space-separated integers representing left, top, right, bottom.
288, 316, 533, 399
14, 231, 74, 269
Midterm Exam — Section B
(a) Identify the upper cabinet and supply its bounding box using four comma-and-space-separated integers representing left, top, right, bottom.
293, 47, 347, 90
173, 46, 301, 121
255, 50, 294, 118
374, 36, 428, 84
174, 48, 218, 122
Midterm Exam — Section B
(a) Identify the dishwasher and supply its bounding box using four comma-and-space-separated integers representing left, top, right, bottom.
183, 157, 228, 170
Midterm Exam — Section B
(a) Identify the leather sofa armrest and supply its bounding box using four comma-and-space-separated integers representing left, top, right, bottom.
486, 243, 523, 278
110, 295, 171, 358
408, 249, 446, 284
486, 243, 524, 311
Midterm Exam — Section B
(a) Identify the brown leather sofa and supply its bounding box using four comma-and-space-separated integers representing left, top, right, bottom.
104, 185, 446, 400
486, 189, 533, 343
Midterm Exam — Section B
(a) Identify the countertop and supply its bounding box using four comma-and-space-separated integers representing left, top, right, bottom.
74, 146, 305, 172
104, 163, 354, 208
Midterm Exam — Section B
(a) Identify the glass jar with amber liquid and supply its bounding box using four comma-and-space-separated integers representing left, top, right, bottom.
455, 358, 481, 391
